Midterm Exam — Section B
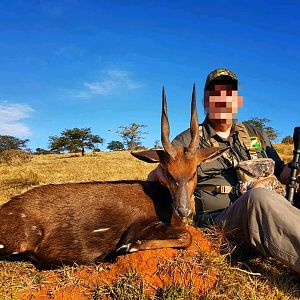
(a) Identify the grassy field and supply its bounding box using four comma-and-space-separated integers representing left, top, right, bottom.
0, 145, 299, 299
0, 151, 156, 206
273, 143, 294, 163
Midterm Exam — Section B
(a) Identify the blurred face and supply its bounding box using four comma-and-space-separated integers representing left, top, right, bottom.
204, 84, 243, 124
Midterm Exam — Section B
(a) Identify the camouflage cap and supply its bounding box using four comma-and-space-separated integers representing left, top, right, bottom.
204, 68, 238, 90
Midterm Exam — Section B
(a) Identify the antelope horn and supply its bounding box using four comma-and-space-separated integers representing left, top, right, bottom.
161, 86, 176, 158
186, 84, 200, 157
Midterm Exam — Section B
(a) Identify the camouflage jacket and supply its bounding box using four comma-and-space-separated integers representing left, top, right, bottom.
172, 117, 285, 225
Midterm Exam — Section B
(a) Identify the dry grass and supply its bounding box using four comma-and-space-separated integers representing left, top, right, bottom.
273, 143, 294, 163
0, 146, 299, 299
0, 151, 156, 205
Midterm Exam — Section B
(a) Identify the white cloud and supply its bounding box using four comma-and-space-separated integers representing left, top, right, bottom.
84, 80, 115, 95
0, 103, 34, 137
75, 68, 141, 99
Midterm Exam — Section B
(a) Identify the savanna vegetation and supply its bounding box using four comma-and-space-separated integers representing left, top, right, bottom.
0, 143, 299, 299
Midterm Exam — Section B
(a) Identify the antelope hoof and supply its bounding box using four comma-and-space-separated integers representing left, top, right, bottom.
128, 247, 139, 253
127, 240, 142, 253
116, 239, 143, 254
116, 243, 131, 254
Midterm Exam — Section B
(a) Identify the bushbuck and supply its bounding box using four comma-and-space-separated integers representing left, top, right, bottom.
0, 85, 222, 267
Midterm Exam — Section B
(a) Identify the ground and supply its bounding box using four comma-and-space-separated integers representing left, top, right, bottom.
15, 226, 219, 299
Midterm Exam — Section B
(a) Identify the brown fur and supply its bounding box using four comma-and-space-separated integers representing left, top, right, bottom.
0, 181, 179, 265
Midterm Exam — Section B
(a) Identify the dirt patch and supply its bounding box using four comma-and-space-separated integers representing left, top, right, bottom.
18, 226, 220, 299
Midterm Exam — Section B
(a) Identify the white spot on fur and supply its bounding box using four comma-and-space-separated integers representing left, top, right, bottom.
12, 251, 19, 255
93, 228, 110, 233
129, 248, 138, 253
116, 244, 131, 252
0, 244, 4, 249
20, 213, 26, 218
8, 212, 13, 215
20, 243, 27, 252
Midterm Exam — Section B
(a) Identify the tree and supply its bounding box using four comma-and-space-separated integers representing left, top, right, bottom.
35, 148, 52, 155
107, 140, 125, 151
243, 117, 269, 129
0, 135, 29, 152
49, 128, 103, 156
112, 123, 148, 150
154, 140, 162, 148
281, 135, 293, 144
243, 117, 278, 142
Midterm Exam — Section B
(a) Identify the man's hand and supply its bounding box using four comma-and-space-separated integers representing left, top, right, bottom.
280, 161, 300, 185
147, 164, 168, 186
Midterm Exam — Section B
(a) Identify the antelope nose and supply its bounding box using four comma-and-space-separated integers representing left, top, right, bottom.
177, 207, 191, 218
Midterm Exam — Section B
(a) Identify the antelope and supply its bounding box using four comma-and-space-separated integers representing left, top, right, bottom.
0, 85, 222, 267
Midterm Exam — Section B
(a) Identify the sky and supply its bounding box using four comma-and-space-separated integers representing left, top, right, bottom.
0, 0, 299, 151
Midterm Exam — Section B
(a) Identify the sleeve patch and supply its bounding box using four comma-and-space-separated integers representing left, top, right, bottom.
249, 136, 263, 151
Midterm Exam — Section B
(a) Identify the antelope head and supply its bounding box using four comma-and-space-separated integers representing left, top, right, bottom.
132, 85, 224, 218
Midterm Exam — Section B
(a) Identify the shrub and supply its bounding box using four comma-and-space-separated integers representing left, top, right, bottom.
5, 170, 40, 189
281, 135, 293, 144
0, 149, 32, 165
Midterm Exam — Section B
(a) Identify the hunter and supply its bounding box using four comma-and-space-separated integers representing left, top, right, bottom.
151, 68, 300, 273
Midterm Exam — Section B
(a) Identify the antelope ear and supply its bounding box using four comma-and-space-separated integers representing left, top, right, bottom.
131, 149, 164, 163
196, 147, 228, 164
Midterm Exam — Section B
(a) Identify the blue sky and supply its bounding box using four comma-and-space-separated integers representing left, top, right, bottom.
0, 0, 299, 151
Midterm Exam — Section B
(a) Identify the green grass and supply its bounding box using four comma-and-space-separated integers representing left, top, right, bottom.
100, 272, 150, 300
155, 285, 195, 300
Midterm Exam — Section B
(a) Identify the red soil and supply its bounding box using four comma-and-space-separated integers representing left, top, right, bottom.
19, 226, 219, 299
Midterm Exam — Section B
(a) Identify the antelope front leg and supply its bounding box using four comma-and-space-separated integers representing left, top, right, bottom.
116, 221, 192, 253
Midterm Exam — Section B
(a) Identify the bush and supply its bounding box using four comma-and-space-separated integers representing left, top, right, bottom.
281, 135, 293, 144
34, 148, 52, 155
107, 141, 125, 151
0, 149, 32, 165
5, 170, 40, 189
